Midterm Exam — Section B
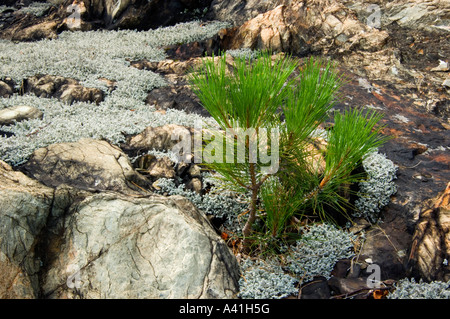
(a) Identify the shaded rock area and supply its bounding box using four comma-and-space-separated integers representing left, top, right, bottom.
0, 160, 54, 298
0, 4, 61, 41
20, 138, 151, 194
0, 0, 215, 40
0, 78, 15, 98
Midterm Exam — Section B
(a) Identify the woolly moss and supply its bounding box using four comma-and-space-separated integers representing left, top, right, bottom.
388, 278, 450, 299
238, 258, 298, 299
354, 151, 398, 223
0, 21, 227, 165
226, 48, 260, 60
0, 94, 216, 165
285, 223, 357, 283
19, 2, 53, 17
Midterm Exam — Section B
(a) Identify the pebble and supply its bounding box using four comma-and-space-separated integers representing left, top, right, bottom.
0, 105, 43, 125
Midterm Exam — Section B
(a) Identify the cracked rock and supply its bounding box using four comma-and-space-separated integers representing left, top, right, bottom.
42, 193, 240, 299
0, 160, 54, 298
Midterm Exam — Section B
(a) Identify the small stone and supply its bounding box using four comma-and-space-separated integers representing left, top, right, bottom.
0, 105, 43, 125
147, 157, 176, 179
331, 259, 351, 278
442, 78, 450, 88
431, 60, 449, 72
299, 276, 331, 299
186, 177, 202, 194
347, 263, 361, 279
0, 80, 14, 97
187, 164, 202, 178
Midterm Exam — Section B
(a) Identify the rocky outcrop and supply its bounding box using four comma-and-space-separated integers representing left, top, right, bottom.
0, 0, 215, 40
0, 160, 54, 298
341, 0, 450, 32
1, 139, 240, 299
42, 192, 240, 298
21, 138, 151, 194
23, 75, 104, 105
0, 4, 62, 41
206, 0, 276, 27
220, 2, 389, 56
213, 0, 449, 122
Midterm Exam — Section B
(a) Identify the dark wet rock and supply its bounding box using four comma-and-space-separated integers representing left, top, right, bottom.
299, 277, 331, 299
146, 85, 210, 117
330, 65, 449, 282
328, 277, 371, 298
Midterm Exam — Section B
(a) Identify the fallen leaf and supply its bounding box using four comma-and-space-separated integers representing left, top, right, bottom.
373, 289, 389, 299
221, 232, 229, 241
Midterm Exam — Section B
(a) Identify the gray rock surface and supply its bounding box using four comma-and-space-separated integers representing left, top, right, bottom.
42, 192, 240, 298
0, 160, 54, 298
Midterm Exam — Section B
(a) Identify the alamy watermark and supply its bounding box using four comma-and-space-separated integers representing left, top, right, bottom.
66, 264, 81, 289
366, 4, 381, 29
170, 120, 280, 175
366, 263, 382, 289
66, 3, 81, 29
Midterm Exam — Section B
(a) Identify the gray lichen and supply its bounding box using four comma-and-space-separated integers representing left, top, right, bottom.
238, 258, 298, 299
388, 278, 450, 299
354, 151, 398, 223
226, 48, 260, 60
284, 223, 357, 283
